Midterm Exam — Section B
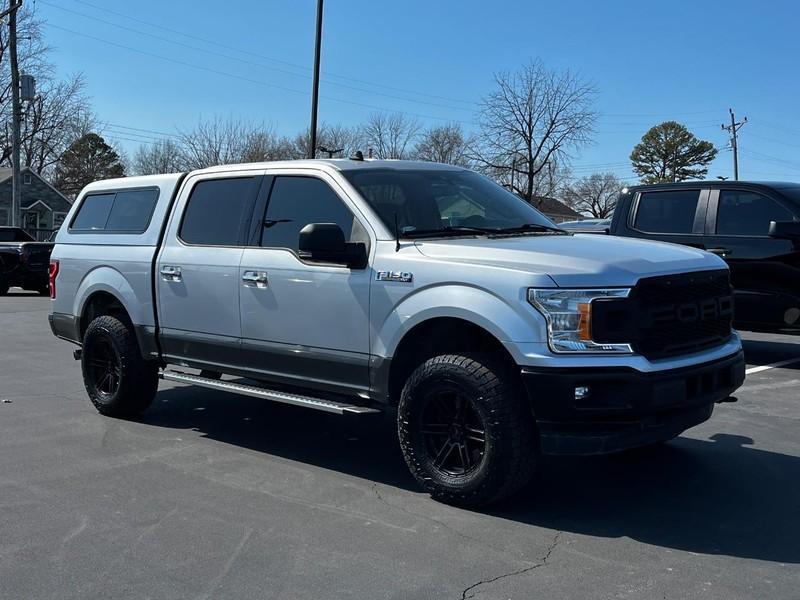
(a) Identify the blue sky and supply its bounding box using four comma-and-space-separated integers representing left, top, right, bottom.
34, 0, 800, 182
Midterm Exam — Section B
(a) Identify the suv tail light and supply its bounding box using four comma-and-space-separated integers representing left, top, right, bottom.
48, 260, 59, 299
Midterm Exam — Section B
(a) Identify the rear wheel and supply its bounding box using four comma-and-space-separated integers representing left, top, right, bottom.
398, 354, 537, 507
81, 315, 158, 417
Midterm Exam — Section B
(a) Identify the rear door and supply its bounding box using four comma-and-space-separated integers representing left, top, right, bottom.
626, 188, 709, 248
704, 187, 800, 330
156, 171, 263, 369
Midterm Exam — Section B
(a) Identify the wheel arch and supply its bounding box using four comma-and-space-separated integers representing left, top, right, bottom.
383, 316, 520, 407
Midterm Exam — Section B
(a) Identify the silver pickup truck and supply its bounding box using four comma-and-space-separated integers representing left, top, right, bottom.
49, 159, 745, 506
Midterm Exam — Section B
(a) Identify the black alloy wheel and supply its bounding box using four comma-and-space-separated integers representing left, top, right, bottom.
419, 387, 487, 477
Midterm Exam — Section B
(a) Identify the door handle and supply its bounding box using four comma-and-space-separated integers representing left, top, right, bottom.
160, 265, 182, 281
242, 270, 268, 288
706, 247, 732, 258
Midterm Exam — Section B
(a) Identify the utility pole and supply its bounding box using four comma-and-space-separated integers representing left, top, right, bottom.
722, 108, 747, 181
308, 0, 324, 159
4, 1, 23, 227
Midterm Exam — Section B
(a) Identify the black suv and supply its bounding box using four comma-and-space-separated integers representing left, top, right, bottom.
608, 181, 800, 334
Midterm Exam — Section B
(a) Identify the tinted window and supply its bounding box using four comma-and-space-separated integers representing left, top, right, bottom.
716, 190, 794, 236
261, 176, 357, 251
180, 177, 258, 246
0, 227, 33, 241
635, 190, 700, 234
344, 169, 555, 234
105, 189, 159, 231
71, 193, 114, 230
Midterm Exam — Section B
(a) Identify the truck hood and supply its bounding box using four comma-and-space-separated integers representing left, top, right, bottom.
414, 234, 726, 287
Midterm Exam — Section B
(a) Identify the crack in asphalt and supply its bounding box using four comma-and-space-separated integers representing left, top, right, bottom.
459, 530, 562, 600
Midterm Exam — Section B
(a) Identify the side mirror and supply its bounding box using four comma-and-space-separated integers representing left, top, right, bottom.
768, 220, 800, 240
298, 223, 367, 268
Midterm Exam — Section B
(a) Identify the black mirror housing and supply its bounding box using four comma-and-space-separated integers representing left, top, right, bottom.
768, 220, 800, 240
298, 223, 367, 268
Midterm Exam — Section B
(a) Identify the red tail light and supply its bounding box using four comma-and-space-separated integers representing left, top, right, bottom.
48, 260, 59, 299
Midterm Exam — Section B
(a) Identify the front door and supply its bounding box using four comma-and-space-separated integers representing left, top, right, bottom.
238, 172, 372, 397
157, 173, 263, 369
704, 188, 800, 330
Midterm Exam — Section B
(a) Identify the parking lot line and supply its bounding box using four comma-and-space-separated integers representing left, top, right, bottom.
745, 357, 800, 375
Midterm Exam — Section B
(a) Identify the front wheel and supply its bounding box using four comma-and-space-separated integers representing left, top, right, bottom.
81, 315, 159, 418
398, 354, 537, 507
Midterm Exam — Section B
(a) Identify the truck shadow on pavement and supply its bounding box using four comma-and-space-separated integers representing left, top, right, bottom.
143, 385, 799, 565
741, 338, 800, 369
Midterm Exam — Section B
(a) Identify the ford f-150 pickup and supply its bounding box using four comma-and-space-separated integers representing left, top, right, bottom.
48, 159, 745, 506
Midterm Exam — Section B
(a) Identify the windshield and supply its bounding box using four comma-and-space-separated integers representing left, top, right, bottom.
343, 168, 559, 237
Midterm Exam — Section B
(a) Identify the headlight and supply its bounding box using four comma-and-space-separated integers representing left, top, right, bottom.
528, 288, 632, 353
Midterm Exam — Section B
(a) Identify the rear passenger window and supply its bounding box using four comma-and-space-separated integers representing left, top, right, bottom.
716, 190, 794, 236
635, 190, 700, 234
71, 189, 159, 232
180, 177, 258, 246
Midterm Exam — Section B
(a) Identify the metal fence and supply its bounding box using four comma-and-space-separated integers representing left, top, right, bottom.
25, 228, 57, 242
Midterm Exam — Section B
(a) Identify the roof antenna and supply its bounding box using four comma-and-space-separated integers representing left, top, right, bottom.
350, 150, 364, 161
394, 213, 401, 252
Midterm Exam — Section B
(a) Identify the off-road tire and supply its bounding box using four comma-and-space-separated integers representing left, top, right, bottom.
398, 353, 537, 507
81, 315, 159, 418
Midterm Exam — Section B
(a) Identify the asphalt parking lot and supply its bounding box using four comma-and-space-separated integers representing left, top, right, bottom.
1, 291, 798, 599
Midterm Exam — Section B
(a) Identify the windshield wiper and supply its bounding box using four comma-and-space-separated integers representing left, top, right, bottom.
401, 225, 499, 239
490, 223, 568, 235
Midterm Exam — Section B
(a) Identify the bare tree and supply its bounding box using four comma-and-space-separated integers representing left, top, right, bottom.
177, 116, 251, 169
132, 139, 186, 175
0, 8, 95, 178
414, 123, 473, 166
19, 75, 96, 178
293, 123, 363, 159
563, 172, 624, 218
361, 112, 421, 159
472, 59, 597, 204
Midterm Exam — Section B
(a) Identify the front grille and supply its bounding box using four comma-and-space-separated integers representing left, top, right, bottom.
593, 269, 733, 360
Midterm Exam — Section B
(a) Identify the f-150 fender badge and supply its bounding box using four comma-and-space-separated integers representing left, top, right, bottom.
376, 271, 413, 283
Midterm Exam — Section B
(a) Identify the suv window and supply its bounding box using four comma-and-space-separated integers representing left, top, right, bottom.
634, 190, 701, 234
71, 189, 159, 232
180, 177, 258, 246
261, 176, 359, 251
716, 190, 794, 236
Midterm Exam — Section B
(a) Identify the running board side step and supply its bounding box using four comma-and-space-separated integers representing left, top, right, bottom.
160, 370, 381, 415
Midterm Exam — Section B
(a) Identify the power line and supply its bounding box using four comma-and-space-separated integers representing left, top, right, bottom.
46, 23, 479, 126
41, 1, 475, 114
65, 0, 478, 108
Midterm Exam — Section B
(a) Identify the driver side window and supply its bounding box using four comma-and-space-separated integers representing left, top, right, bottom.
260, 176, 365, 251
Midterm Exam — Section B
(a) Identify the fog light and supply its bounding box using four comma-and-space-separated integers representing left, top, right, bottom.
574, 386, 590, 401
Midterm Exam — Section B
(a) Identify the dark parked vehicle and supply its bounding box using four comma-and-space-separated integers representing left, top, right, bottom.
558, 218, 611, 233
0, 227, 54, 296
607, 181, 800, 334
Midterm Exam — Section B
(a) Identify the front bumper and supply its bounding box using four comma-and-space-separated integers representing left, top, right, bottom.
521, 350, 745, 455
